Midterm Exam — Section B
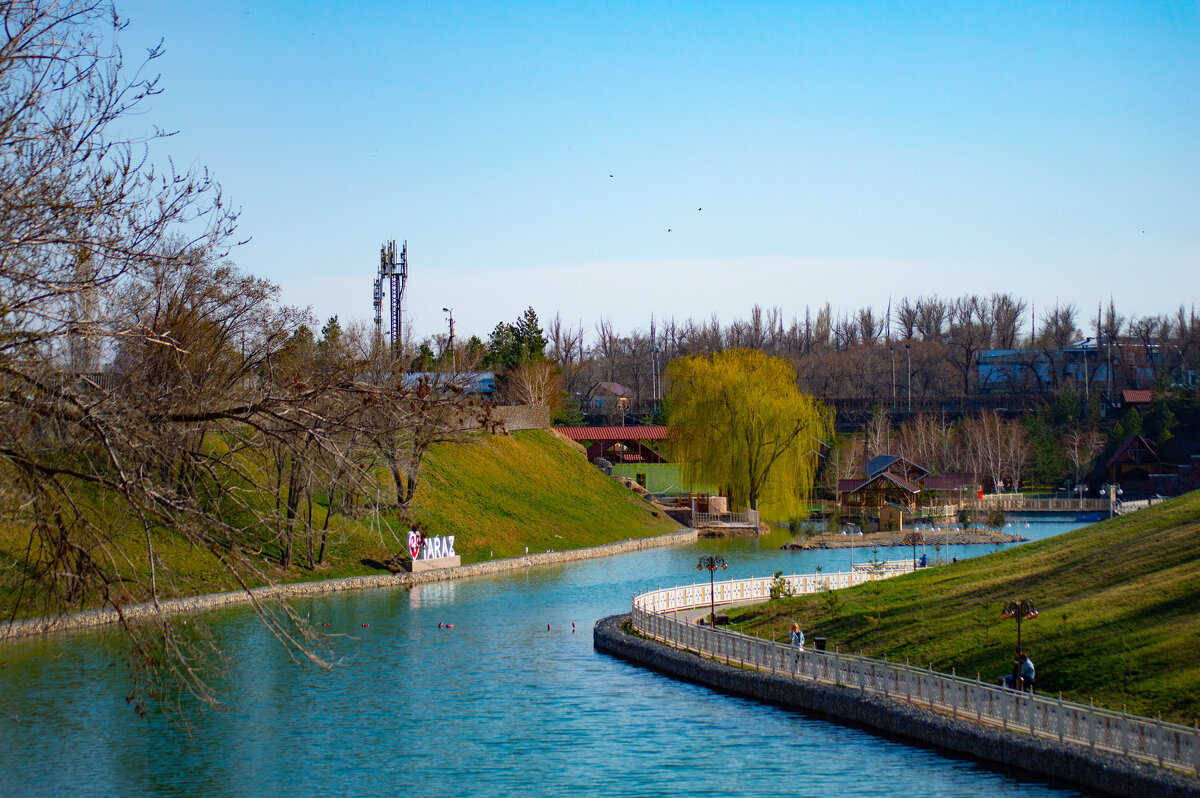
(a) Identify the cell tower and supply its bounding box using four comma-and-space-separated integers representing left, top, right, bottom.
375, 240, 408, 354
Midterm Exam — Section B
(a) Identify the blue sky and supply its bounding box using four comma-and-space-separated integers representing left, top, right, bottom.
118, 1, 1198, 344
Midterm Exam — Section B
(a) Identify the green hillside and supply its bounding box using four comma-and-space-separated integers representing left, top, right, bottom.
0, 429, 680, 619
729, 491, 1200, 723
410, 429, 682, 562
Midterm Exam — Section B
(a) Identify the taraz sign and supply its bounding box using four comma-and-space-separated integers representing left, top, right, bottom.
408, 530, 456, 561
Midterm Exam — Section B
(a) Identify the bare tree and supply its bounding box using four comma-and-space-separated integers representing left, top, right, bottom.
1062, 425, 1105, 490
915, 296, 948, 342
864, 406, 892, 458
1040, 303, 1080, 349
990, 293, 1027, 349
945, 296, 989, 394
895, 298, 919, 341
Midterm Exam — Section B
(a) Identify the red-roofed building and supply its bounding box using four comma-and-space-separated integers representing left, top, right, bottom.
555, 426, 669, 463
1121, 389, 1153, 408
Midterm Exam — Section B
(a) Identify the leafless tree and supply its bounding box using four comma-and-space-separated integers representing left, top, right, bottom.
915, 296, 948, 342
990, 293, 1027, 349
1040, 303, 1080, 349
864, 406, 892, 458
945, 296, 990, 394
895, 298, 919, 341
1062, 425, 1105, 489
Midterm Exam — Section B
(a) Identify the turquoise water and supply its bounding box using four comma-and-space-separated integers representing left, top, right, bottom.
0, 520, 1086, 797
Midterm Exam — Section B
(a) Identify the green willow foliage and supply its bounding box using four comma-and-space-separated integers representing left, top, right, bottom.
666, 349, 833, 521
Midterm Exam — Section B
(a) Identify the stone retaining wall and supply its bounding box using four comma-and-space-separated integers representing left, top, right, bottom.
593, 614, 1200, 798
1, 530, 696, 641
494, 404, 551, 431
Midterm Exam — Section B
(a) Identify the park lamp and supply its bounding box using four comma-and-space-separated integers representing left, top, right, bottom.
1001, 598, 1038, 650
1100, 484, 1123, 518
697, 555, 728, 626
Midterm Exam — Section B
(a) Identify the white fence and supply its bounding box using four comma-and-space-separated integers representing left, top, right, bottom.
630, 571, 1200, 776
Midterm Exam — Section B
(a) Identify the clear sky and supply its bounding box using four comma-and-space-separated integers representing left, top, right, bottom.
117, 1, 1198, 345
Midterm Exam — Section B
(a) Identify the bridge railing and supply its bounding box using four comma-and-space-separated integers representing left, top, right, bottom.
974, 495, 1108, 512
630, 574, 1200, 776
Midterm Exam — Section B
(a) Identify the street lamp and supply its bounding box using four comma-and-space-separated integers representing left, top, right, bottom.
902, 530, 924, 570
1080, 337, 1094, 408
890, 343, 896, 413
1074, 482, 1088, 510
442, 307, 455, 371
905, 342, 911, 413
651, 346, 660, 406
1099, 483, 1123, 518
1000, 598, 1038, 651
696, 555, 728, 626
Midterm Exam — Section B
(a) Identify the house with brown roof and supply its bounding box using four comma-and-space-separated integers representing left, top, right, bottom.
1103, 434, 1176, 497
837, 471, 921, 514
837, 453, 976, 520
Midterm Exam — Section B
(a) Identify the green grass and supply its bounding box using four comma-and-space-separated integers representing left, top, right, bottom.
0, 429, 681, 617
413, 430, 681, 562
727, 490, 1200, 724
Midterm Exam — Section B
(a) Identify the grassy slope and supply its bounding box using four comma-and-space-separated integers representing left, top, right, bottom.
0, 429, 681, 617
729, 491, 1200, 723
411, 429, 682, 562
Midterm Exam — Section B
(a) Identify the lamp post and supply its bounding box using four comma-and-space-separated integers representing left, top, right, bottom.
1080, 337, 1093, 408
696, 555, 728, 626
890, 343, 896, 413
1075, 482, 1088, 510
1099, 483, 1123, 518
902, 530, 924, 570
442, 307, 455, 371
1001, 598, 1038, 651
905, 342, 911, 412
651, 346, 660, 407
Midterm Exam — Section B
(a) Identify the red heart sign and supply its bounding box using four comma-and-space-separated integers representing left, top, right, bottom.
407, 530, 421, 559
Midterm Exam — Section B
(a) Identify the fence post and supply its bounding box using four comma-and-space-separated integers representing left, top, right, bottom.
1156, 714, 1163, 767
1088, 699, 1095, 748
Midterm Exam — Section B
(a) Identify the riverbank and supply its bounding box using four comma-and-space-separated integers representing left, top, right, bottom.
1, 529, 697, 641
594, 613, 1199, 798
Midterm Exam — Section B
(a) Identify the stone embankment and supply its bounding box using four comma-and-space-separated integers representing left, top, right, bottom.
782, 529, 1027, 549
593, 614, 1199, 798
1, 530, 697, 641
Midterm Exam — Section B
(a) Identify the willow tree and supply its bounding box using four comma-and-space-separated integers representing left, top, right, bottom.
666, 349, 833, 520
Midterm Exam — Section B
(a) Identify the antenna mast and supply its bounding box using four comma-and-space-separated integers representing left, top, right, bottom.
376, 240, 408, 356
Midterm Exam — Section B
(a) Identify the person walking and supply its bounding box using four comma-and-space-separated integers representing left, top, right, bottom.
790, 622, 805, 652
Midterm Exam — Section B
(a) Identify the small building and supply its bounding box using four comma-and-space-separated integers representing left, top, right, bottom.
1103, 434, 1176, 497
837, 471, 920, 514
1119, 389, 1153, 410
589, 382, 633, 412
838, 453, 976, 517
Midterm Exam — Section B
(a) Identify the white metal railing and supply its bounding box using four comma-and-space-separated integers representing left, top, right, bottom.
975, 495, 1109, 512
1115, 498, 1168, 515
630, 572, 1200, 776
633, 561, 913, 615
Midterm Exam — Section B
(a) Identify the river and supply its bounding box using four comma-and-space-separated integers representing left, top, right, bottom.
0, 519, 1087, 797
